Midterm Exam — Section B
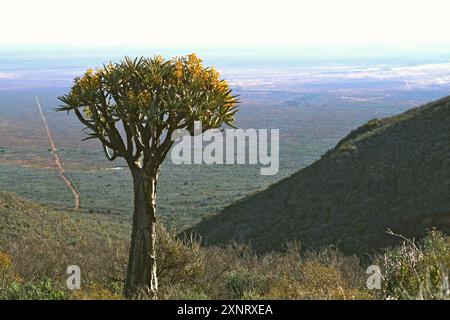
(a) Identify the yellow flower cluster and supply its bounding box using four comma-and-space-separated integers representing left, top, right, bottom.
206, 67, 229, 91
104, 62, 115, 72
0, 251, 12, 271
64, 53, 237, 123
153, 55, 164, 64
127, 89, 152, 108
178, 54, 230, 92
0, 251, 22, 284
86, 68, 94, 76
75, 68, 101, 90
175, 60, 184, 80
186, 53, 204, 78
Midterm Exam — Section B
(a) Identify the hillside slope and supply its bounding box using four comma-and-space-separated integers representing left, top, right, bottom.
0, 191, 130, 248
0, 191, 132, 296
185, 96, 450, 254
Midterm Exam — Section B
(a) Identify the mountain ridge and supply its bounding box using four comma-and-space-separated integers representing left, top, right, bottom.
183, 96, 450, 255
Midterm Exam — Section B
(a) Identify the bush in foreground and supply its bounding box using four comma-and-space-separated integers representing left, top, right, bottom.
377, 229, 449, 300
0, 226, 448, 300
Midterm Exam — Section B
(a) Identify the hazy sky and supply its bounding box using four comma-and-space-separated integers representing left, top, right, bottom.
1, 0, 450, 48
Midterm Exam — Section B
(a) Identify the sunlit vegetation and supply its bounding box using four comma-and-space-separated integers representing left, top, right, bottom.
0, 191, 448, 300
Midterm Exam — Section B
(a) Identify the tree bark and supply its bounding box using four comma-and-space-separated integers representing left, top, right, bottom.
124, 166, 159, 299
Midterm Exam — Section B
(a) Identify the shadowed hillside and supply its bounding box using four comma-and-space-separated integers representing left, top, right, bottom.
185, 96, 450, 255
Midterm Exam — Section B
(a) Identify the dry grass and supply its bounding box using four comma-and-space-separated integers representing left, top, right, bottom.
0, 224, 375, 300
0, 190, 448, 300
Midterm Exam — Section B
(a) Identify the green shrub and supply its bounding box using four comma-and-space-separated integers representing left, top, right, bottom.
378, 230, 450, 300
225, 269, 269, 299
3, 279, 67, 300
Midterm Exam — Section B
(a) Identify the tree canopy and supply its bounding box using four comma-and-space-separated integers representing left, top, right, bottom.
57, 54, 238, 168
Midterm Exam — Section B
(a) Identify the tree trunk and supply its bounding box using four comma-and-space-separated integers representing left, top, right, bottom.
124, 166, 159, 299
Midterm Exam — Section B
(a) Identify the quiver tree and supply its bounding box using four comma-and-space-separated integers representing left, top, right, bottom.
57, 54, 238, 298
